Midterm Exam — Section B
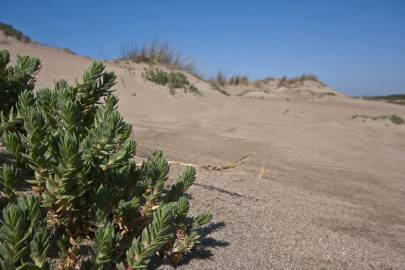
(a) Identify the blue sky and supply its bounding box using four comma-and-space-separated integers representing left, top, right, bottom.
1, 0, 404, 96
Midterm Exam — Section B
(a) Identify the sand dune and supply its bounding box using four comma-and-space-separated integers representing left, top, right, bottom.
2, 32, 405, 269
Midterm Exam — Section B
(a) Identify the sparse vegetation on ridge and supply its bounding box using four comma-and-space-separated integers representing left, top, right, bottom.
0, 22, 32, 43
0, 23, 76, 55
209, 72, 325, 92
359, 94, 405, 106
276, 74, 325, 88
252, 74, 325, 88
0, 49, 212, 269
352, 114, 404, 125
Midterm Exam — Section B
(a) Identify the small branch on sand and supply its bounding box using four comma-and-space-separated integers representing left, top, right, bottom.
134, 155, 250, 172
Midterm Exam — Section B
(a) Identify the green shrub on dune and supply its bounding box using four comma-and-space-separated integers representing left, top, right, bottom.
0, 49, 211, 269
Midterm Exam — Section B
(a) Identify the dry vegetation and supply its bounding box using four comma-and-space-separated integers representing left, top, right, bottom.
210, 72, 249, 87
120, 41, 203, 79
275, 74, 325, 88
210, 72, 325, 90
229, 75, 250, 86
210, 82, 230, 96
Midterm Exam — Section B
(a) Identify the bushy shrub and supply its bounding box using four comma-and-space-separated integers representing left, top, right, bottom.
390, 114, 404, 125
0, 49, 40, 131
143, 67, 200, 95
0, 51, 211, 269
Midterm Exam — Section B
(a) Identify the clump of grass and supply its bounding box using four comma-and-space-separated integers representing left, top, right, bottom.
122, 42, 176, 65
208, 71, 230, 96
213, 71, 227, 87
210, 72, 250, 87
143, 67, 200, 95
210, 81, 230, 96
0, 22, 31, 42
253, 77, 276, 88
277, 76, 289, 88
277, 74, 326, 88
352, 114, 404, 125
229, 75, 250, 86
121, 41, 202, 78
298, 74, 324, 84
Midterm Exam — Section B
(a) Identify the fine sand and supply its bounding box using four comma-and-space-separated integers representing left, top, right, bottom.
2, 33, 405, 269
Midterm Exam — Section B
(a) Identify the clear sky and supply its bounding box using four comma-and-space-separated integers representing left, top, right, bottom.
1, 0, 404, 96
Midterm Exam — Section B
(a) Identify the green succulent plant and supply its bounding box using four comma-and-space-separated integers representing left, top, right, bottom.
0, 49, 40, 134
0, 195, 49, 269
0, 49, 212, 269
143, 67, 200, 95
0, 164, 19, 200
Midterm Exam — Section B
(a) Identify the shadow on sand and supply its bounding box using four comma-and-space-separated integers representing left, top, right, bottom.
180, 221, 229, 264
151, 221, 229, 268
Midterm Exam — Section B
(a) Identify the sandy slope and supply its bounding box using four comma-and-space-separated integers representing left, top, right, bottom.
2, 33, 405, 269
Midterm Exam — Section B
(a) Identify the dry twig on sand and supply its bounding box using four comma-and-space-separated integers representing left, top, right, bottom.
134, 155, 250, 173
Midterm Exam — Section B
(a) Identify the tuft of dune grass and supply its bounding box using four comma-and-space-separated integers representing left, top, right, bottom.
229, 74, 250, 86
120, 41, 204, 79
253, 74, 325, 88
